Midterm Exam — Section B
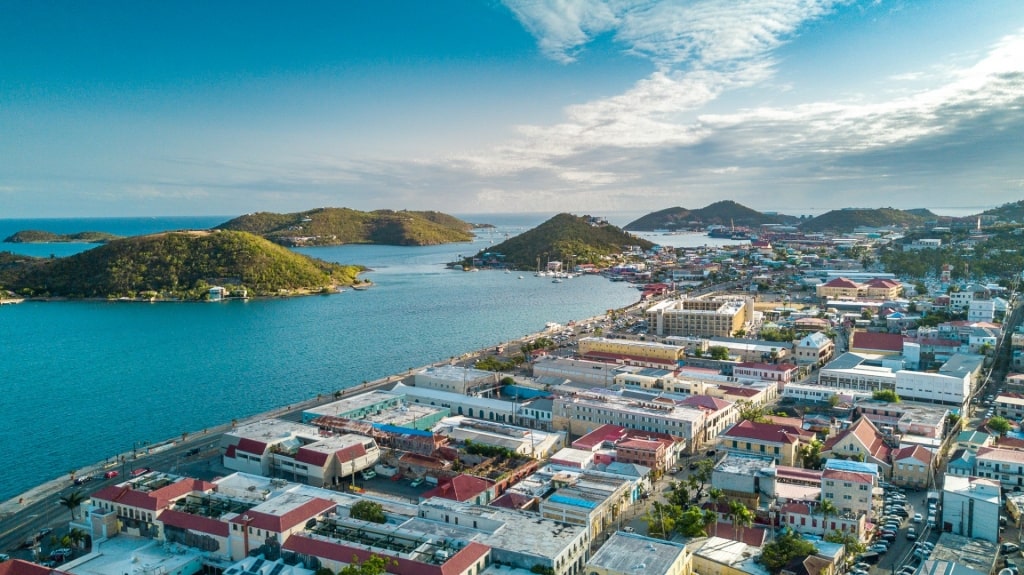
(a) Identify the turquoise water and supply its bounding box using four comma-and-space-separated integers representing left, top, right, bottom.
0, 215, 649, 501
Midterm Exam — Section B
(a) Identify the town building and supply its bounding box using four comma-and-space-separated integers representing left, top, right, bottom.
686, 536, 770, 575
392, 383, 519, 424
853, 399, 950, 440
941, 475, 1001, 542
778, 501, 867, 541
585, 531, 692, 575
891, 445, 935, 489
551, 390, 702, 452
821, 418, 894, 478
220, 419, 380, 486
821, 467, 876, 518
572, 424, 684, 472
793, 332, 836, 367
732, 362, 799, 385
848, 332, 904, 356
432, 415, 564, 459
994, 393, 1024, 421
711, 453, 776, 502
415, 365, 501, 396
539, 473, 633, 540
578, 337, 686, 365
706, 337, 793, 363
975, 446, 1024, 489
645, 297, 754, 338
721, 420, 815, 466
302, 389, 450, 432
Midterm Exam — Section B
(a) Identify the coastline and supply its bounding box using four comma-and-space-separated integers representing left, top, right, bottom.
0, 297, 643, 521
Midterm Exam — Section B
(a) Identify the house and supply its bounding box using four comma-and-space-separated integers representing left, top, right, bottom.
721, 420, 816, 466
994, 393, 1024, 421
821, 467, 876, 518
793, 332, 836, 367
419, 474, 496, 505
975, 447, 1024, 489
779, 501, 868, 541
732, 362, 799, 385
891, 445, 934, 489
946, 448, 976, 478
821, 418, 894, 478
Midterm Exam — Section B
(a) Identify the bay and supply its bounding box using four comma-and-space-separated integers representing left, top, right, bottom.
0, 213, 656, 502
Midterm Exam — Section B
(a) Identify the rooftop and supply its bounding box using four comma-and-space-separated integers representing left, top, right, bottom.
587, 531, 689, 575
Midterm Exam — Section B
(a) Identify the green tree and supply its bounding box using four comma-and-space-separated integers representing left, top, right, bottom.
872, 390, 900, 403
59, 490, 87, 520
692, 458, 715, 497
728, 501, 755, 542
819, 499, 837, 536
708, 488, 724, 537
827, 394, 841, 408
350, 500, 386, 524
708, 346, 730, 361
315, 568, 336, 575
643, 502, 681, 539
666, 480, 691, 508
797, 439, 824, 470
759, 530, 819, 574
736, 400, 770, 423
677, 505, 718, 537
824, 529, 866, 556
338, 555, 394, 575
988, 416, 1012, 436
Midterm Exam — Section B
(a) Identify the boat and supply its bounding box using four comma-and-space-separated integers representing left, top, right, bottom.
0, 298, 25, 305
552, 278, 563, 283
504, 269, 512, 274
518, 275, 524, 279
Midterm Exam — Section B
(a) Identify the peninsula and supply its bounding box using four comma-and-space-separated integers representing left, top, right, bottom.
3, 230, 121, 243
0, 230, 364, 300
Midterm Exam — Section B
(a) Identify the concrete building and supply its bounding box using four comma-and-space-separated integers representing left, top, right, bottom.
975, 446, 1024, 489
994, 392, 1024, 421
539, 473, 633, 540
646, 297, 753, 338
220, 419, 380, 485
732, 362, 799, 385
821, 418, 894, 478
432, 415, 564, 459
415, 365, 501, 396
578, 337, 686, 365
533, 356, 626, 387
941, 475, 1000, 542
551, 390, 701, 452
303, 389, 449, 432
854, 399, 950, 440
821, 467, 876, 518
712, 453, 776, 500
585, 531, 693, 575
891, 445, 934, 489
686, 537, 770, 575
392, 383, 519, 424
706, 337, 793, 364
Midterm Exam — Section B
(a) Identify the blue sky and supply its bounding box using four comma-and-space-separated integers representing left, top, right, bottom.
2, 0, 1023, 218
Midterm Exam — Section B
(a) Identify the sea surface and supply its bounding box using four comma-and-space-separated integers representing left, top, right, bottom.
0, 213, 736, 502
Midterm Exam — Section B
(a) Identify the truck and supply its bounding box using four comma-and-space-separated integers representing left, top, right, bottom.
373, 464, 399, 478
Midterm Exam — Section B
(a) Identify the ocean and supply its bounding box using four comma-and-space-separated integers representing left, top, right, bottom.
0, 213, 727, 502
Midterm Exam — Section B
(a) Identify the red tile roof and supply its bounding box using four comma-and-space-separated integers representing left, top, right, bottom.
616, 439, 663, 451
0, 559, 70, 575
737, 362, 799, 372
229, 497, 336, 533
573, 424, 627, 450
893, 445, 933, 465
92, 478, 215, 512
866, 278, 900, 288
235, 438, 269, 456
489, 491, 535, 510
421, 474, 495, 503
335, 443, 368, 463
822, 418, 892, 463
822, 277, 861, 289
714, 521, 768, 546
774, 466, 823, 483
224, 444, 237, 458
158, 509, 230, 537
284, 535, 490, 575
719, 386, 763, 398
821, 469, 874, 484
850, 332, 904, 353
294, 448, 331, 467
723, 420, 813, 445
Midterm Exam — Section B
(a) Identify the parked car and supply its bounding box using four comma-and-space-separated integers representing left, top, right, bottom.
130, 467, 151, 477
38, 528, 53, 538
669, 466, 680, 474
361, 469, 377, 480
104, 470, 119, 479
1003, 543, 1021, 554
185, 447, 201, 457
409, 477, 424, 488
913, 513, 923, 523
73, 475, 93, 485
623, 526, 635, 533
0, 554, 10, 562
869, 544, 889, 554
907, 529, 917, 540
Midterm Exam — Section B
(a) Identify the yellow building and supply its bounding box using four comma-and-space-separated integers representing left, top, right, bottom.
891, 445, 933, 489
646, 298, 751, 338
579, 337, 686, 364
815, 277, 863, 299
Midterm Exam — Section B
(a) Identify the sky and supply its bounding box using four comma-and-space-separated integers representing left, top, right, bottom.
2, 0, 1023, 219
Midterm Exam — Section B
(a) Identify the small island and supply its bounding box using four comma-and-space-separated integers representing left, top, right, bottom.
3, 230, 121, 243
214, 207, 478, 246
0, 230, 365, 301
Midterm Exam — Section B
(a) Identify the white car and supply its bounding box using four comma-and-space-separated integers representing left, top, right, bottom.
913, 513, 923, 523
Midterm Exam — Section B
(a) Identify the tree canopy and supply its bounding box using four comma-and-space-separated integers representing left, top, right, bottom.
350, 501, 386, 524
759, 529, 819, 574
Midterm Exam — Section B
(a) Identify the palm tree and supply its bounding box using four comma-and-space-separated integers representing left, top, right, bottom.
59, 491, 87, 521
820, 498, 838, 536
729, 501, 754, 542
708, 488, 724, 536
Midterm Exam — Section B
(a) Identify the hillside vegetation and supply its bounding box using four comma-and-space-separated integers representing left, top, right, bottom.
800, 208, 928, 232
624, 200, 796, 230
0, 230, 363, 300
215, 207, 474, 246
4, 230, 120, 243
472, 213, 654, 268
979, 200, 1024, 223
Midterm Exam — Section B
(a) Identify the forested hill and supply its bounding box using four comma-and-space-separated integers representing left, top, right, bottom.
624, 200, 796, 230
4, 230, 120, 243
0, 230, 363, 300
472, 213, 654, 268
799, 208, 929, 232
214, 208, 475, 246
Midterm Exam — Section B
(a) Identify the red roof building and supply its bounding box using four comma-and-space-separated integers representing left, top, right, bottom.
849, 331, 904, 355
285, 535, 491, 575
420, 474, 496, 505
821, 417, 894, 477
722, 420, 815, 466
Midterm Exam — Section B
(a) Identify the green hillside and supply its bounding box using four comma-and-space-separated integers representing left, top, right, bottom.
800, 208, 929, 232
624, 200, 796, 230
4, 230, 120, 243
214, 207, 474, 246
471, 213, 654, 268
0, 230, 363, 300
978, 200, 1024, 223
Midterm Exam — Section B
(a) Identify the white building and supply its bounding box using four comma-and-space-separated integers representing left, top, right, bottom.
942, 475, 1000, 543
415, 364, 501, 396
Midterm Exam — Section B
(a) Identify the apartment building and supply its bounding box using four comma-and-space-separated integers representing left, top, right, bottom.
975, 447, 1024, 489
552, 390, 701, 452
793, 332, 836, 367
645, 297, 752, 338
891, 445, 934, 489
721, 420, 815, 466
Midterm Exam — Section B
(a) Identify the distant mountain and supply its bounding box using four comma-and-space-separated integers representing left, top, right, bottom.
903, 208, 939, 219
624, 200, 797, 230
215, 207, 474, 246
471, 213, 654, 269
3, 230, 120, 243
0, 230, 363, 300
977, 200, 1024, 223
800, 208, 929, 233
